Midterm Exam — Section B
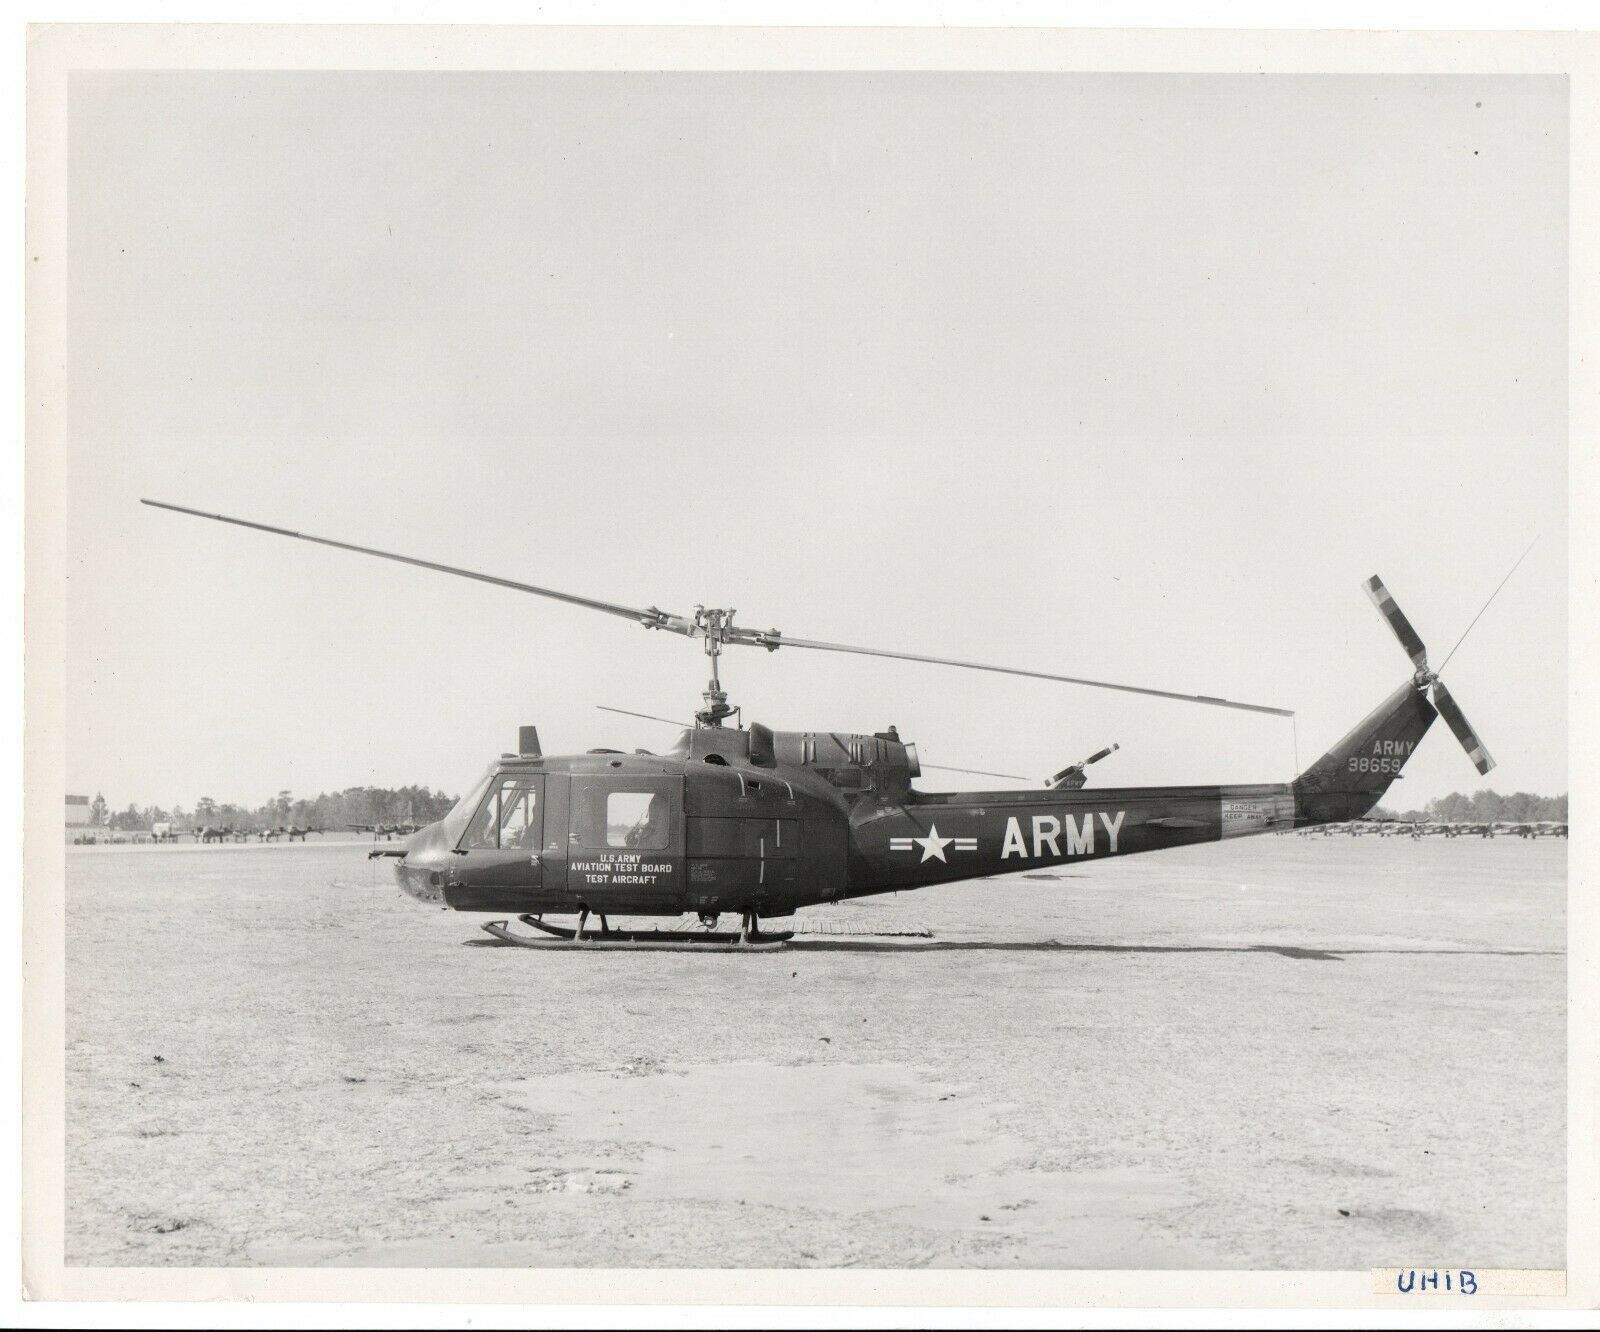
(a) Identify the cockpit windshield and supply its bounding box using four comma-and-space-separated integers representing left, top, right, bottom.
441, 766, 496, 844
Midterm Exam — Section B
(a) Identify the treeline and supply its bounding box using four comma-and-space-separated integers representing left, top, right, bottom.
1371, 790, 1568, 823
98, 785, 461, 832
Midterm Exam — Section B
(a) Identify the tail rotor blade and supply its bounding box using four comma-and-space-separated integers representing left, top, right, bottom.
1363, 575, 1429, 672
1431, 679, 1495, 775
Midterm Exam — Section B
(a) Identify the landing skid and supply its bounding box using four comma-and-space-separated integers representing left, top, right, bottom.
478, 912, 792, 952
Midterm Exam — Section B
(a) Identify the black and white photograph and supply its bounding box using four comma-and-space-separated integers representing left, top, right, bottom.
19, 17, 1597, 1317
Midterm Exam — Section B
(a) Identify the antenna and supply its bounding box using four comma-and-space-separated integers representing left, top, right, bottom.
1437, 536, 1538, 674
921, 762, 1029, 782
597, 705, 689, 728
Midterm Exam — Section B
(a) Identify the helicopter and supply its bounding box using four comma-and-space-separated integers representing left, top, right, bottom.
142, 499, 1501, 950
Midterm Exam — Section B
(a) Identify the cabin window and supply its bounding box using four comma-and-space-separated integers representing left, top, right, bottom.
462, 777, 539, 850
606, 790, 669, 850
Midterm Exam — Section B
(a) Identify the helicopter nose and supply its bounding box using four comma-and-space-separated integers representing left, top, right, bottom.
392, 823, 450, 905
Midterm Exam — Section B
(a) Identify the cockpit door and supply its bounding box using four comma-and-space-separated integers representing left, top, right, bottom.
451, 773, 547, 892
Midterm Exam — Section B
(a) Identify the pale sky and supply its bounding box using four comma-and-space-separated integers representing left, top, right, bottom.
65, 72, 1567, 811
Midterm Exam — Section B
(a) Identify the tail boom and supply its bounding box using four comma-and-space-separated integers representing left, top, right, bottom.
845, 680, 1437, 895
848, 780, 1298, 895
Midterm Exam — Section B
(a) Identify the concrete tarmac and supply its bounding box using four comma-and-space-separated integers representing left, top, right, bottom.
64, 835, 1564, 1268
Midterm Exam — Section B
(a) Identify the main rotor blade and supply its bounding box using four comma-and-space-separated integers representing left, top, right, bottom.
140, 499, 682, 632
767, 634, 1293, 717
1430, 679, 1495, 776
1362, 575, 1428, 672
143, 500, 1292, 717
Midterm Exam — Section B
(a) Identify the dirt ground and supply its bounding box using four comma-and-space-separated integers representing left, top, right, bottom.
62, 833, 1565, 1268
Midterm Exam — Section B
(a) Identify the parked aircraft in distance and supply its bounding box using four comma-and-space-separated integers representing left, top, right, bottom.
349, 821, 424, 841
259, 825, 322, 842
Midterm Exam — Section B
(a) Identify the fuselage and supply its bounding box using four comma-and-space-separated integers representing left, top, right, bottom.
392, 681, 1436, 919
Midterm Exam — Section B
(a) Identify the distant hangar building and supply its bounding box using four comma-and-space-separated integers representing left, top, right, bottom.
65, 794, 90, 831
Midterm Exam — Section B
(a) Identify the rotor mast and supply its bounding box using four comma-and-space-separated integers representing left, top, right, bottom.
675, 606, 781, 726
693, 607, 738, 727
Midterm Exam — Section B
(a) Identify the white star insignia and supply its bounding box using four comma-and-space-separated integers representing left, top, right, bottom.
913, 825, 954, 863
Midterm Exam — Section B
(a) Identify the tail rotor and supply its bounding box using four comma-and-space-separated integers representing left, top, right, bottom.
1429, 679, 1494, 777
1362, 575, 1495, 776
1362, 575, 1429, 674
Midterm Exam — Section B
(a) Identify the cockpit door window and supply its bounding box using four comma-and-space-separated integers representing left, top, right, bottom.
461, 776, 541, 850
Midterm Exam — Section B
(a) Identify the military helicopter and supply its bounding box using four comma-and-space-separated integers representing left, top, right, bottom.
142, 499, 1502, 950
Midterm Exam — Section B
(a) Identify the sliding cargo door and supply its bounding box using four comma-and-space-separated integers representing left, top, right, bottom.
566, 775, 684, 911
